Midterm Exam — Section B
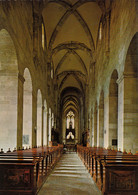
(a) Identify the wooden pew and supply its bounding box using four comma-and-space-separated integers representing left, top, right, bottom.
96, 155, 138, 191
0, 145, 63, 194
77, 145, 138, 195
101, 160, 138, 195
0, 158, 39, 195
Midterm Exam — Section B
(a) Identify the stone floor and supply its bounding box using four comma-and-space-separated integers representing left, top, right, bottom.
38, 152, 102, 195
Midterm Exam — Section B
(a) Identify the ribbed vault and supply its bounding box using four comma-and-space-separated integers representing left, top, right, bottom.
42, 0, 102, 97
42, 0, 104, 142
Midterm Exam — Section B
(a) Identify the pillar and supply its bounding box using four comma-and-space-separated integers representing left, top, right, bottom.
17, 73, 25, 149
32, 90, 37, 147
104, 94, 109, 148
97, 107, 100, 146
99, 104, 104, 147
42, 105, 45, 146
92, 111, 94, 147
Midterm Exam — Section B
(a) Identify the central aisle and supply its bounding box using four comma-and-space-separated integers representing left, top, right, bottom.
38, 152, 102, 195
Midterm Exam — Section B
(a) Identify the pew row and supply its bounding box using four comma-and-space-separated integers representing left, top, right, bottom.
77, 145, 138, 195
0, 145, 63, 195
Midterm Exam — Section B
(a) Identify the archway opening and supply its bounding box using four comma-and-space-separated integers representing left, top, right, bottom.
23, 68, 32, 149
109, 70, 118, 149
0, 29, 18, 152
37, 89, 42, 147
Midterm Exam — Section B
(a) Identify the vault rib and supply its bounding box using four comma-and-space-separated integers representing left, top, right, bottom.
47, 0, 95, 53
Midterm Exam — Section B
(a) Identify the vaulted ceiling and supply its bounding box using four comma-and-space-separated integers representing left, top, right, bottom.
42, 0, 102, 113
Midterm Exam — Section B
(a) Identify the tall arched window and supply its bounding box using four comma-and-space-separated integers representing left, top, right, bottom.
66, 111, 75, 129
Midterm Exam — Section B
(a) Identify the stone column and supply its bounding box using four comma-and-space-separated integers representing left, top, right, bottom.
92, 110, 94, 146
47, 109, 49, 145
89, 110, 92, 147
117, 74, 138, 153
78, 112, 81, 143
99, 104, 104, 147
48, 111, 52, 143
17, 73, 25, 149
42, 105, 45, 146
104, 94, 109, 148
94, 105, 97, 146
79, 99, 84, 143
45, 111, 48, 146
97, 106, 100, 147
117, 74, 124, 152
32, 90, 37, 147
124, 74, 138, 153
